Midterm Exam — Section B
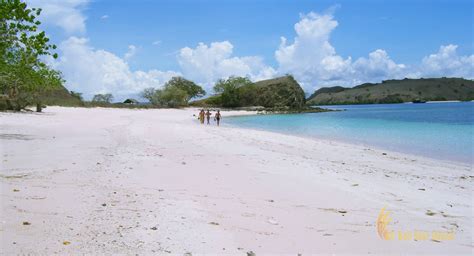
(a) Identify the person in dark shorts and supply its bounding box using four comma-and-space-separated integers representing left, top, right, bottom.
215, 110, 221, 126
205, 109, 212, 125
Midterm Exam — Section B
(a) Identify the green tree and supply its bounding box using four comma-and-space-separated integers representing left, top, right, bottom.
30, 67, 63, 112
0, 0, 61, 111
92, 93, 113, 103
164, 76, 205, 102
140, 87, 157, 104
155, 86, 188, 107
140, 85, 188, 107
213, 76, 253, 107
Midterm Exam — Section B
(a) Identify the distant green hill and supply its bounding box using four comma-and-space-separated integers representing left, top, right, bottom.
41, 85, 84, 107
307, 78, 474, 105
192, 75, 306, 109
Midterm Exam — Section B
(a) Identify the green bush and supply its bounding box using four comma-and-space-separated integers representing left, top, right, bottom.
92, 93, 113, 103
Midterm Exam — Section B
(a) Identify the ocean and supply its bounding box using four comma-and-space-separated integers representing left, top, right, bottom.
225, 102, 474, 164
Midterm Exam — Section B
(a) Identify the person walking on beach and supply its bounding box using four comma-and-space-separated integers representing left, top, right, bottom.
199, 109, 205, 124
205, 109, 212, 125
215, 110, 221, 126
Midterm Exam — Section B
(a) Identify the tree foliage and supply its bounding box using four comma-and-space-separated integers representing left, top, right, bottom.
92, 93, 114, 103
140, 77, 204, 108
0, 0, 62, 111
213, 76, 253, 107
140, 88, 156, 103
155, 86, 188, 107
164, 76, 205, 102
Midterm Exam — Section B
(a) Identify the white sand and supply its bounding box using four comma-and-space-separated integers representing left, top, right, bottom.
0, 106, 472, 254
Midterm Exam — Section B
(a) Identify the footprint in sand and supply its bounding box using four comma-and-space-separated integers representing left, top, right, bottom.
267, 218, 278, 225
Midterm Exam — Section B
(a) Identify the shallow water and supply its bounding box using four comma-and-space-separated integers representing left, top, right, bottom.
226, 102, 474, 164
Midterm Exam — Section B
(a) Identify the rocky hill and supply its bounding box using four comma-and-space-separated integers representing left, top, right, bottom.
192, 75, 306, 109
307, 78, 474, 105
252, 75, 306, 109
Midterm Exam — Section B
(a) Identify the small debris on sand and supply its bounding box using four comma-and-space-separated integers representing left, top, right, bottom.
209, 222, 219, 225
63, 241, 71, 245
22, 221, 31, 225
267, 218, 278, 225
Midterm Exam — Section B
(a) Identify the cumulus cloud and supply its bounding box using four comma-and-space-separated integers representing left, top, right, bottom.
275, 11, 409, 91
420, 44, 474, 79
353, 49, 406, 82
50, 37, 180, 100
177, 41, 276, 90
27, 0, 89, 34
100, 15, 109, 20
275, 11, 473, 92
33, 0, 472, 99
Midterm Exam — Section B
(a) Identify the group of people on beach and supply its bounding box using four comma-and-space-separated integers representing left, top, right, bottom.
198, 109, 221, 126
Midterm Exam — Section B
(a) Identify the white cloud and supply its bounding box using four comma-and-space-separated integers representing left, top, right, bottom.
177, 41, 276, 90
100, 15, 109, 20
34, 0, 472, 98
353, 49, 406, 82
50, 37, 180, 101
124, 45, 137, 60
275, 11, 473, 92
274, 11, 409, 91
27, 0, 89, 34
420, 44, 474, 79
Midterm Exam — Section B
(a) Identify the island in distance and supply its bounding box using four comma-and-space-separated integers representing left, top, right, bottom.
306, 77, 474, 105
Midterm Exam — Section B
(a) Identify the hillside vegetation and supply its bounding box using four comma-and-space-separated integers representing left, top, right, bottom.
39, 85, 84, 107
192, 75, 306, 109
307, 78, 474, 105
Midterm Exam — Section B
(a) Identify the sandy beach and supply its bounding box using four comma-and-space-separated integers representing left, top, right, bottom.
0, 106, 472, 254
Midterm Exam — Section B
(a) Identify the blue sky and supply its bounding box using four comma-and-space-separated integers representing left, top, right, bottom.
29, 0, 473, 100
84, 0, 473, 71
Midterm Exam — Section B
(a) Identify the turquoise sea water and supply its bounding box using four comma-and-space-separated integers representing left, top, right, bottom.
225, 102, 474, 164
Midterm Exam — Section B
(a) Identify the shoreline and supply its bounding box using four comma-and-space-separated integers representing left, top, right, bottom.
1, 107, 472, 254
224, 118, 472, 166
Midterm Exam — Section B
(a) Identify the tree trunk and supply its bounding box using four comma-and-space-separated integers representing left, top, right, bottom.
5, 99, 13, 110
36, 102, 42, 112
